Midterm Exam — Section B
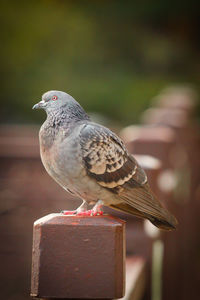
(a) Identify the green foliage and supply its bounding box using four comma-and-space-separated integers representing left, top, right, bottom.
1, 0, 199, 125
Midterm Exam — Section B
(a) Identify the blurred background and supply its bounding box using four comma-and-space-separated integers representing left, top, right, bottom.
0, 1, 200, 300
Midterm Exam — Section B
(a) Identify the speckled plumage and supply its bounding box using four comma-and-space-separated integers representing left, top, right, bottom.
33, 90, 178, 230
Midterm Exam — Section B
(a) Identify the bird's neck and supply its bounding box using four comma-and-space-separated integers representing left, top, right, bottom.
41, 107, 90, 147
46, 106, 90, 129
46, 109, 69, 128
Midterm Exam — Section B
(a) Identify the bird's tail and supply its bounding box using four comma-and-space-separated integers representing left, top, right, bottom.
110, 198, 177, 231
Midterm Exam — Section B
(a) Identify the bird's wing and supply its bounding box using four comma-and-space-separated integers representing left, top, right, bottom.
80, 123, 147, 190
80, 123, 177, 229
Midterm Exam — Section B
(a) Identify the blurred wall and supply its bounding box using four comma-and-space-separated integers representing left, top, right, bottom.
1, 0, 200, 125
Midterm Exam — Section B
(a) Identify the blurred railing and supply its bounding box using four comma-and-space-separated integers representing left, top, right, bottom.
0, 87, 199, 300
120, 86, 200, 300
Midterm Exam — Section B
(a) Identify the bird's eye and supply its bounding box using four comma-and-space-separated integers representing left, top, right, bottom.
52, 95, 58, 101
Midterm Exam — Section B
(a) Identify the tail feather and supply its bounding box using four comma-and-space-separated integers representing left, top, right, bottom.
149, 216, 177, 231
110, 200, 177, 231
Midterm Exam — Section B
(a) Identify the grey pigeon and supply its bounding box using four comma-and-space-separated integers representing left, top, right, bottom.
33, 90, 177, 230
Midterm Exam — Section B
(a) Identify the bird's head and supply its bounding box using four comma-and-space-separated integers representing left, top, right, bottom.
32, 90, 76, 112
32, 90, 89, 121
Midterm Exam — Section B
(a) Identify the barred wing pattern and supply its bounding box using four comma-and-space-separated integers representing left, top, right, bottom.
80, 123, 177, 230
80, 123, 146, 188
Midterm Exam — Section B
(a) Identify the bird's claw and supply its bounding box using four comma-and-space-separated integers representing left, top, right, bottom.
76, 211, 90, 216
92, 210, 103, 216
75, 209, 104, 216
61, 207, 104, 217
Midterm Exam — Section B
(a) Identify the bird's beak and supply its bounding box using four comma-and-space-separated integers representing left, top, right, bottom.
32, 100, 47, 110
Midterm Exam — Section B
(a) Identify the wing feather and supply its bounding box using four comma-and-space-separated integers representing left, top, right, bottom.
80, 123, 177, 229
80, 123, 145, 188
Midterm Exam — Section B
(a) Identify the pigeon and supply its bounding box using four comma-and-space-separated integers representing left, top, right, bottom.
33, 90, 178, 230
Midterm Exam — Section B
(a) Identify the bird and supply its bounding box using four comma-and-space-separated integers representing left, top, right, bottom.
33, 90, 178, 230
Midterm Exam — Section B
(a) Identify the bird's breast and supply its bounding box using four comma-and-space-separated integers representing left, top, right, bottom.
39, 128, 85, 188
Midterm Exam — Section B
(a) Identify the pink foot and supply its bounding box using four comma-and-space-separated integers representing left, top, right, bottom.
77, 209, 104, 216
92, 210, 104, 216
61, 208, 104, 217
76, 211, 90, 216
